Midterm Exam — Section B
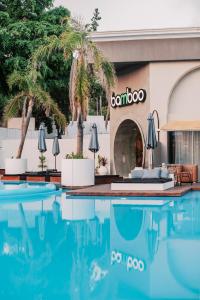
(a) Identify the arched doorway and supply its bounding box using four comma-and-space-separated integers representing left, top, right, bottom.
114, 119, 143, 177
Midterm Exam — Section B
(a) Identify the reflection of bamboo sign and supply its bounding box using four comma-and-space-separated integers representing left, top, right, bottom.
111, 250, 145, 272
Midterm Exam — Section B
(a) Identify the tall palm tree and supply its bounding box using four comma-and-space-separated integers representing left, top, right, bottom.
4, 67, 66, 159
33, 19, 116, 155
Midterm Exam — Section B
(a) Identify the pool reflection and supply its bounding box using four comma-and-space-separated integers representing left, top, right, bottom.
0, 193, 199, 299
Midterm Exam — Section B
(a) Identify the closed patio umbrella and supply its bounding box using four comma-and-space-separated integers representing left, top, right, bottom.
38, 123, 47, 172
89, 123, 100, 162
52, 134, 60, 171
146, 113, 158, 169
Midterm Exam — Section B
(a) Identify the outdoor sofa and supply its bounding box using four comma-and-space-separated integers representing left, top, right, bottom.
166, 164, 198, 184
111, 167, 174, 191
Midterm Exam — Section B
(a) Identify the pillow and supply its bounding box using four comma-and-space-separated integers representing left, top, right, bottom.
131, 169, 144, 178
167, 166, 176, 174
142, 168, 160, 179
160, 168, 169, 179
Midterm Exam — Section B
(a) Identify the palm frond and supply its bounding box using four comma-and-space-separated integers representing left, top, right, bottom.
4, 92, 27, 121
7, 71, 26, 91
60, 29, 82, 60
88, 41, 103, 71
32, 35, 62, 67
33, 87, 67, 130
101, 60, 116, 88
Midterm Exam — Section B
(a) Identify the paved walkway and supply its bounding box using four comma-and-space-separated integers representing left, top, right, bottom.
66, 183, 200, 197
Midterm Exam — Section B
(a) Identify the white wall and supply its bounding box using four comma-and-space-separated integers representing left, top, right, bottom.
1, 134, 110, 172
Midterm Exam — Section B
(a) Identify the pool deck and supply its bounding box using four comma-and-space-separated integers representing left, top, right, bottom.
66, 183, 200, 197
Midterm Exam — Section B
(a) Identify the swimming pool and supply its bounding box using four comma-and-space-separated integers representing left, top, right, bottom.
0, 181, 60, 201
0, 189, 199, 299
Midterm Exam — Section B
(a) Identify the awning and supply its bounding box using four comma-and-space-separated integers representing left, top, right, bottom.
161, 121, 200, 131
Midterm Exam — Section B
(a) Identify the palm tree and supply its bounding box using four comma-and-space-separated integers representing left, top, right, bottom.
33, 19, 116, 155
4, 67, 66, 159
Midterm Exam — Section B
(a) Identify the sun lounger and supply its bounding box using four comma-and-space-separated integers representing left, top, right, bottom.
111, 168, 174, 191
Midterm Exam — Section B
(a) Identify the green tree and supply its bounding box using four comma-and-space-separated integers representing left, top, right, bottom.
85, 8, 101, 32
0, 4, 71, 124
0, 0, 53, 20
4, 66, 66, 158
34, 19, 116, 155
88, 75, 107, 117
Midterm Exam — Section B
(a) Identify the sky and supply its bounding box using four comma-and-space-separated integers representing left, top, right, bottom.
54, 0, 200, 31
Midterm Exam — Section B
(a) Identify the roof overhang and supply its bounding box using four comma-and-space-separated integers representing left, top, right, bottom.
91, 27, 200, 42
161, 121, 200, 131
91, 27, 200, 63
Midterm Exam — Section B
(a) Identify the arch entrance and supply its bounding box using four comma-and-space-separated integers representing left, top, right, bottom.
114, 119, 143, 177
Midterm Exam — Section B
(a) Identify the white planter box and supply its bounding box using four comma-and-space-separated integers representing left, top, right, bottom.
5, 158, 27, 175
61, 158, 94, 187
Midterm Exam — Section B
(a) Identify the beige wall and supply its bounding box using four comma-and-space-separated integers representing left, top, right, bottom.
95, 37, 200, 63
111, 60, 200, 175
7, 118, 35, 130
110, 64, 150, 174
149, 61, 200, 162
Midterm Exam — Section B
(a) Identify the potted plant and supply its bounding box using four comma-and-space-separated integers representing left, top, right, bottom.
61, 152, 94, 187
38, 154, 47, 172
4, 67, 66, 175
97, 155, 108, 175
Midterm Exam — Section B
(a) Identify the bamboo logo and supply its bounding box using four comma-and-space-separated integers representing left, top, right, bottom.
111, 87, 146, 108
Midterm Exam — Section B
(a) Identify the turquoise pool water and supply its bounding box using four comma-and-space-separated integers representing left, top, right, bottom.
0, 189, 200, 299
0, 181, 60, 202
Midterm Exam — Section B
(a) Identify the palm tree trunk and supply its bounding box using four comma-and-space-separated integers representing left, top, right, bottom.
76, 112, 83, 156
16, 98, 34, 159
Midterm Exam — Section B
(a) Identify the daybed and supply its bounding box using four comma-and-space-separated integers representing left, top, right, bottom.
111, 167, 174, 191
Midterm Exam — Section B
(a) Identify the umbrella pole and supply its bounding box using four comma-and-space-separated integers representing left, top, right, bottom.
149, 149, 153, 169
55, 156, 57, 171
94, 152, 96, 185
41, 152, 43, 172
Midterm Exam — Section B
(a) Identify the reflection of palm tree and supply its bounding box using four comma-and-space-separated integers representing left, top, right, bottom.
52, 199, 61, 225
12, 203, 53, 290
18, 203, 34, 258
169, 198, 200, 237
38, 200, 46, 241
147, 211, 160, 262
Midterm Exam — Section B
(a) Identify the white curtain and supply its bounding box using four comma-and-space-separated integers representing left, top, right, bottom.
171, 131, 200, 179
193, 132, 200, 166
174, 131, 193, 164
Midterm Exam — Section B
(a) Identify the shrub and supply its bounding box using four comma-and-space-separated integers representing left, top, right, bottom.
65, 152, 85, 159
97, 155, 108, 167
